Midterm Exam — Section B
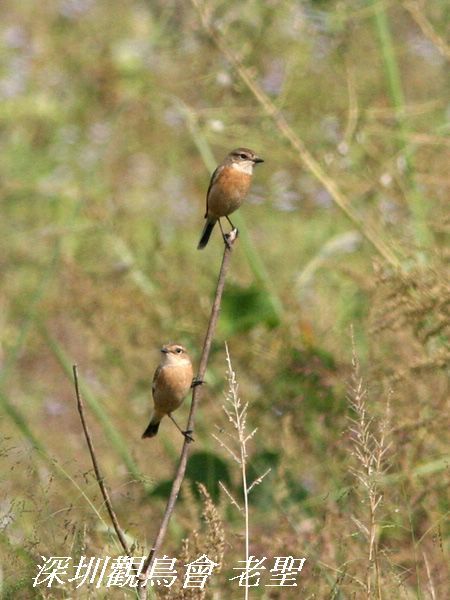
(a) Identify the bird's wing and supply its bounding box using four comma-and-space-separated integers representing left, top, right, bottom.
152, 365, 162, 397
205, 165, 223, 218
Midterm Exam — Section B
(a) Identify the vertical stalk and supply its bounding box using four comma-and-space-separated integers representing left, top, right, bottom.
138, 238, 236, 598
373, 1, 433, 250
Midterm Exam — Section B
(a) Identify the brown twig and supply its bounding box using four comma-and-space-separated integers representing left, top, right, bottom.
138, 235, 236, 596
403, 0, 450, 62
191, 0, 401, 270
72, 364, 130, 556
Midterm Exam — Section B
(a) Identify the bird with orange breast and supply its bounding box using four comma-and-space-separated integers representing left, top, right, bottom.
197, 147, 264, 250
142, 343, 194, 440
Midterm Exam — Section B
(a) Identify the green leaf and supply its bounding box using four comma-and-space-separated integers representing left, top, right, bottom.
220, 283, 280, 336
186, 451, 232, 503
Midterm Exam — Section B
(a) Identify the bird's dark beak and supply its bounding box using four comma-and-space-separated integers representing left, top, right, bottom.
253, 156, 264, 164
160, 347, 169, 354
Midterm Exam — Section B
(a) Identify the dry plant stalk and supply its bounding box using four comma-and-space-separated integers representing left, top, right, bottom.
347, 340, 392, 599
371, 262, 450, 346
403, 1, 450, 61
212, 344, 270, 600
72, 236, 236, 597
370, 262, 450, 388
165, 483, 225, 600
72, 364, 130, 556
138, 236, 237, 598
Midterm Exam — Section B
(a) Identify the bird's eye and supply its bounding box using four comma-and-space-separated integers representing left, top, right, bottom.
239, 153, 247, 159
176, 347, 183, 354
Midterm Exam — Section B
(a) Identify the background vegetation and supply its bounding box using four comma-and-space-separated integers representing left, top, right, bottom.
1, 0, 448, 597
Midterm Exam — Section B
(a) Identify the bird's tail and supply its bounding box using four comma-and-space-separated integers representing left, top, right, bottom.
142, 417, 160, 439
197, 219, 216, 250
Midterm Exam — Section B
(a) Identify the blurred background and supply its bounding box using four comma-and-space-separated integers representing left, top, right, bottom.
1, 0, 448, 597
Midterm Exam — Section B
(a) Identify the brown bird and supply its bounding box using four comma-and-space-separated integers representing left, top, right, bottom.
142, 343, 194, 439
197, 147, 264, 250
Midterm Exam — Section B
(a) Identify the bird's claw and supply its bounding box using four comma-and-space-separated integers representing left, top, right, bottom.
224, 228, 238, 248
222, 234, 232, 249
191, 377, 204, 388
182, 429, 194, 443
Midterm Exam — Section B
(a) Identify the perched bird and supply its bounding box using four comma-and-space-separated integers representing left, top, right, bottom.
197, 147, 264, 250
142, 344, 194, 439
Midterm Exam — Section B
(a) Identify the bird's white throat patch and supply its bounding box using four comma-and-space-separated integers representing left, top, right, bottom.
164, 357, 191, 367
231, 161, 253, 175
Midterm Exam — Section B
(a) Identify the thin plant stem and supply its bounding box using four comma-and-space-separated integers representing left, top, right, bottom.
225, 345, 250, 600
72, 365, 131, 556
243, 449, 249, 600
373, 1, 433, 250
137, 236, 237, 598
403, 0, 450, 62
348, 332, 390, 599
219, 346, 270, 598
42, 325, 145, 487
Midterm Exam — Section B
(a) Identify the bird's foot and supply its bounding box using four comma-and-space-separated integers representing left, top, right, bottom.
191, 377, 204, 388
223, 228, 238, 248
222, 234, 232, 249
182, 429, 194, 443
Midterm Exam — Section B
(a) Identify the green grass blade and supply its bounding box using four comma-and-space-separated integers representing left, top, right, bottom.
372, 1, 433, 250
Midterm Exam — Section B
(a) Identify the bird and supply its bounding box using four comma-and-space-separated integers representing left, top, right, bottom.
142, 343, 194, 440
197, 147, 264, 250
